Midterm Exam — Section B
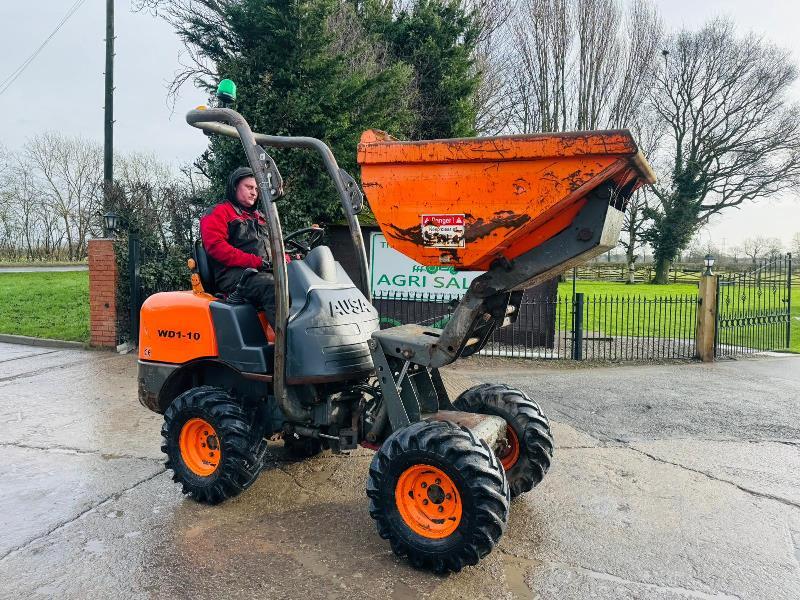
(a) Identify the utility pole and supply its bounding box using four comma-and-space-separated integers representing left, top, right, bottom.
103, 0, 114, 202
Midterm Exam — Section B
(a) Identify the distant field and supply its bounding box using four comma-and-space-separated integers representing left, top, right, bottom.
550, 281, 700, 339
0, 261, 87, 268
0, 271, 795, 352
0, 271, 89, 342
557, 280, 698, 297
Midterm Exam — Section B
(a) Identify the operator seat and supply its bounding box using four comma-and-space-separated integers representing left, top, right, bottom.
193, 240, 217, 295
194, 239, 276, 368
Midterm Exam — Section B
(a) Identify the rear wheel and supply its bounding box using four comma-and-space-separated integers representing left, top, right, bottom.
454, 383, 553, 498
162, 386, 266, 504
367, 420, 509, 574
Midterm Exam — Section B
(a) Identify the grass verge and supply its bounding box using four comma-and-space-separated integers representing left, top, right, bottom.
0, 271, 89, 342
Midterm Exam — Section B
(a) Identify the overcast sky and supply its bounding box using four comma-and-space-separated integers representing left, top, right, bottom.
1, 0, 798, 250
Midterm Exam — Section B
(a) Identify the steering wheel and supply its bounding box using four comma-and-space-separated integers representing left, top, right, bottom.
283, 226, 325, 258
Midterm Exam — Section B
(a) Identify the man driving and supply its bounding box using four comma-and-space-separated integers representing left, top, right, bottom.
199, 166, 276, 327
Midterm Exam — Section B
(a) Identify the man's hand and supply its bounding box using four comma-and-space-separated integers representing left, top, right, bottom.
260, 257, 272, 272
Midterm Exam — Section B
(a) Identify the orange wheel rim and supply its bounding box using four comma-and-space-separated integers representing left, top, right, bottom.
498, 426, 520, 470
395, 464, 462, 538
179, 418, 220, 476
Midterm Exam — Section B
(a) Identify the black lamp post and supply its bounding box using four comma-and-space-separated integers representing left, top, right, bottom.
703, 254, 715, 276
103, 211, 120, 238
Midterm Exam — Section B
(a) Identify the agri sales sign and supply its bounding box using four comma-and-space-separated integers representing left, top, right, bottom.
370, 232, 482, 298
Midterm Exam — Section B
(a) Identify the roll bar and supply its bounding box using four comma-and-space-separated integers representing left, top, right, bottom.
186, 107, 370, 422
186, 108, 370, 298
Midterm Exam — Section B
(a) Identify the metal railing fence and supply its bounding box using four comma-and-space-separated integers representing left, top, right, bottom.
373, 291, 699, 361
119, 250, 793, 360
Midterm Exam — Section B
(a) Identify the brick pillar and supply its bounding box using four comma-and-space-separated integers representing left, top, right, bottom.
89, 239, 118, 348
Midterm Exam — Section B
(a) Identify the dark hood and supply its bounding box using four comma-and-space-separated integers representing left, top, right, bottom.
226, 166, 256, 209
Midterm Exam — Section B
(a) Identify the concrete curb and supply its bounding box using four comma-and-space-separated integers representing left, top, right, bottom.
0, 333, 89, 350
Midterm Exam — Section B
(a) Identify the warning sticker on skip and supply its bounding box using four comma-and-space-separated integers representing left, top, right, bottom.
421, 214, 465, 248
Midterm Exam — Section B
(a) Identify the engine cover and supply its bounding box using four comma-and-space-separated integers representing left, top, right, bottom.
286, 247, 378, 383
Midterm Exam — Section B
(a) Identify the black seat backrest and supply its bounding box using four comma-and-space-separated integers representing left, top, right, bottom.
193, 240, 216, 294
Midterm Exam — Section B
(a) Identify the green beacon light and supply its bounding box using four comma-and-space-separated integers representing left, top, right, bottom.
216, 79, 237, 105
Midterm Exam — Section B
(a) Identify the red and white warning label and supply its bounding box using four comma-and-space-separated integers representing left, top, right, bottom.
421, 214, 465, 248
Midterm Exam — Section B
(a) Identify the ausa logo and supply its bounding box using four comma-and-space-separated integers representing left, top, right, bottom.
330, 296, 373, 317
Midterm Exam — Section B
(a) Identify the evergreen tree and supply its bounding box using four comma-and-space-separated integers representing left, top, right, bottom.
167, 0, 414, 229
363, 0, 482, 138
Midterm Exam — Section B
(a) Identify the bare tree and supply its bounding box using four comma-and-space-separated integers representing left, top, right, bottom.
645, 20, 800, 282
701, 237, 719, 258
574, 0, 621, 130
0, 136, 209, 262
0, 144, 16, 259
728, 245, 741, 265
608, 0, 662, 127
467, 0, 516, 134
473, 33, 515, 134
619, 105, 664, 281
765, 237, 784, 261
510, 0, 572, 133
2, 147, 69, 261
24, 132, 103, 260
111, 152, 209, 255
10, 158, 40, 259
741, 236, 770, 265
134, 0, 226, 105
509, 0, 662, 133
619, 188, 649, 282
792, 232, 800, 257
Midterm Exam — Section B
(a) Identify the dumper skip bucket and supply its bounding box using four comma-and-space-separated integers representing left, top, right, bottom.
358, 129, 655, 271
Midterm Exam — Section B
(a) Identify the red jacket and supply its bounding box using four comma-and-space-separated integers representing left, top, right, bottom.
200, 201, 270, 290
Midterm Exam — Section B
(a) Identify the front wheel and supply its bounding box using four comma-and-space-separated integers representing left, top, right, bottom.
366, 420, 509, 574
162, 386, 266, 504
454, 383, 553, 498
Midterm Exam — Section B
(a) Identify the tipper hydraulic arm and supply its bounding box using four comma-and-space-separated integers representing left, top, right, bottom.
359, 130, 655, 431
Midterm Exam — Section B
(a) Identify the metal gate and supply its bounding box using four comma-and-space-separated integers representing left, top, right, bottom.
715, 254, 792, 357
117, 234, 193, 345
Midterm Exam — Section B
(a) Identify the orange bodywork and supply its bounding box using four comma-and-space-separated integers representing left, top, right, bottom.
138, 291, 219, 364
358, 129, 656, 271
138, 289, 275, 365
257, 311, 276, 343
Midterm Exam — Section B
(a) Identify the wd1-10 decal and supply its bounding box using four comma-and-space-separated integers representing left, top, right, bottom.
156, 329, 202, 340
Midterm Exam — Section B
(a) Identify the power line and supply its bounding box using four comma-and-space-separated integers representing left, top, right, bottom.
0, 0, 87, 92
0, 0, 88, 97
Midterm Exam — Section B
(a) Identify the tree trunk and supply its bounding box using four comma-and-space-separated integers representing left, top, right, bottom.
653, 255, 671, 284
626, 242, 635, 284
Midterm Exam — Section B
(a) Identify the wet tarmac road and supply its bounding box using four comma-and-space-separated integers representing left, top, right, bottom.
1, 341, 799, 599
